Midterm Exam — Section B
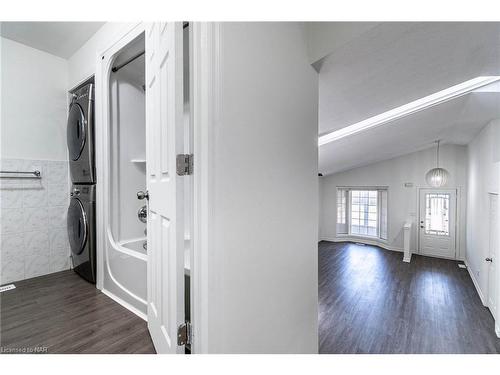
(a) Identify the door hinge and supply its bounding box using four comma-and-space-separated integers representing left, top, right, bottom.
177, 321, 192, 346
176, 154, 193, 176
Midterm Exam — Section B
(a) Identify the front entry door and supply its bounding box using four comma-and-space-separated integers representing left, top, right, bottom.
145, 22, 185, 354
418, 189, 457, 259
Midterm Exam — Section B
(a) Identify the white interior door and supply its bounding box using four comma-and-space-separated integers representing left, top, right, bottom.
418, 188, 457, 259
487, 193, 498, 319
145, 22, 185, 354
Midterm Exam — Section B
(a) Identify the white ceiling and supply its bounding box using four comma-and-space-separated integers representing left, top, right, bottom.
317, 22, 500, 175
319, 91, 500, 175
0, 22, 105, 59
304, 22, 380, 65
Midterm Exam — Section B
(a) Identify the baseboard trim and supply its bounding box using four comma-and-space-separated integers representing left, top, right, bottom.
321, 236, 412, 254
464, 260, 486, 306
403, 254, 412, 263
102, 288, 147, 321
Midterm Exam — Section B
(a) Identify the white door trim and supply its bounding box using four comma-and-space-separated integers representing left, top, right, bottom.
190, 22, 221, 354
417, 187, 459, 260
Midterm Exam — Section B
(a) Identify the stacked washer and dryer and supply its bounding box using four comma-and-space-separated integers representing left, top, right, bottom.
66, 81, 97, 283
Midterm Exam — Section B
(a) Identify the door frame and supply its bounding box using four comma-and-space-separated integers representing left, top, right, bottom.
417, 187, 460, 260
190, 22, 221, 354
94, 21, 218, 353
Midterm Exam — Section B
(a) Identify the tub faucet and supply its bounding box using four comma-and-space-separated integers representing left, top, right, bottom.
138, 205, 147, 223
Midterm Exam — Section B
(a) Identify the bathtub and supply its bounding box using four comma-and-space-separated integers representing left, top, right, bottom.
121, 238, 147, 256
103, 236, 148, 318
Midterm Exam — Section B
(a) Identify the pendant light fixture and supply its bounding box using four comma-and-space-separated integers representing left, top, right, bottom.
425, 140, 449, 187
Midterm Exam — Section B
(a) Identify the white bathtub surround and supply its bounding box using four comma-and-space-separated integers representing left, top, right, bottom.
96, 26, 148, 318
0, 158, 71, 285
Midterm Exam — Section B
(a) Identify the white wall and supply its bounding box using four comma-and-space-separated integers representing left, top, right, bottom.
67, 22, 137, 89
320, 144, 468, 259
1, 37, 68, 160
206, 22, 319, 353
466, 119, 500, 302
1, 37, 71, 284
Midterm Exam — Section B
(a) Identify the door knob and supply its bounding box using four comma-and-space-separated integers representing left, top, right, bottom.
137, 190, 149, 200
486, 257, 493, 262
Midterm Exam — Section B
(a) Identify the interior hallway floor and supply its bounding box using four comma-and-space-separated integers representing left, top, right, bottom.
319, 241, 500, 354
0, 270, 155, 354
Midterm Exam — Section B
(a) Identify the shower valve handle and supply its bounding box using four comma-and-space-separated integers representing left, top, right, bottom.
137, 190, 149, 201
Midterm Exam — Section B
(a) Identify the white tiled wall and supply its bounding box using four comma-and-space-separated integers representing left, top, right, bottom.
0, 159, 71, 285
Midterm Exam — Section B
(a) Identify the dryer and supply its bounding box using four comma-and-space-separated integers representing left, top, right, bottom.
67, 184, 96, 283
67, 83, 95, 184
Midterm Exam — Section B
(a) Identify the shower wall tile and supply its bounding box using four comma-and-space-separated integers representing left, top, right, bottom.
0, 188, 24, 208
0, 158, 71, 285
1, 254, 25, 286
25, 251, 50, 279
50, 244, 70, 273
46, 161, 68, 185
49, 228, 69, 251
1, 235, 25, 282
24, 230, 50, 254
1, 234, 24, 259
48, 205, 67, 228
48, 184, 69, 207
0, 208, 24, 234
23, 187, 48, 208
23, 207, 49, 232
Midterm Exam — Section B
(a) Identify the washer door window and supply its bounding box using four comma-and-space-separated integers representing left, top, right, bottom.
67, 103, 86, 161
68, 198, 88, 256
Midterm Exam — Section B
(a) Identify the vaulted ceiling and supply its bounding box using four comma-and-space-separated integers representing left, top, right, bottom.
315, 22, 500, 175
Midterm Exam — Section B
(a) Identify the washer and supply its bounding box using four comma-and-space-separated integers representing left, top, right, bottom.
67, 184, 96, 283
67, 83, 95, 184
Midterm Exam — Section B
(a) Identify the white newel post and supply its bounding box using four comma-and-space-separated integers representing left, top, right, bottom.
403, 222, 412, 263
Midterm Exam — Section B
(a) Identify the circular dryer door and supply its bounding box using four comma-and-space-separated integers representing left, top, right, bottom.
67, 198, 88, 256
67, 103, 86, 161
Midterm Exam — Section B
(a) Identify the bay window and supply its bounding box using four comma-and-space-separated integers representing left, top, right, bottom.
336, 187, 388, 240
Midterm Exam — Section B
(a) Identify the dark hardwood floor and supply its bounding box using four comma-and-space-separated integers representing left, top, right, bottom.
2, 243, 499, 354
319, 241, 500, 354
0, 270, 155, 354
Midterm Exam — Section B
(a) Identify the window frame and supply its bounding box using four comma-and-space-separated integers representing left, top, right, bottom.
348, 189, 379, 237
336, 186, 389, 241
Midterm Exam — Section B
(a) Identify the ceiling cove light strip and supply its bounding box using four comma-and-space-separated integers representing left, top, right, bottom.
318, 76, 500, 147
